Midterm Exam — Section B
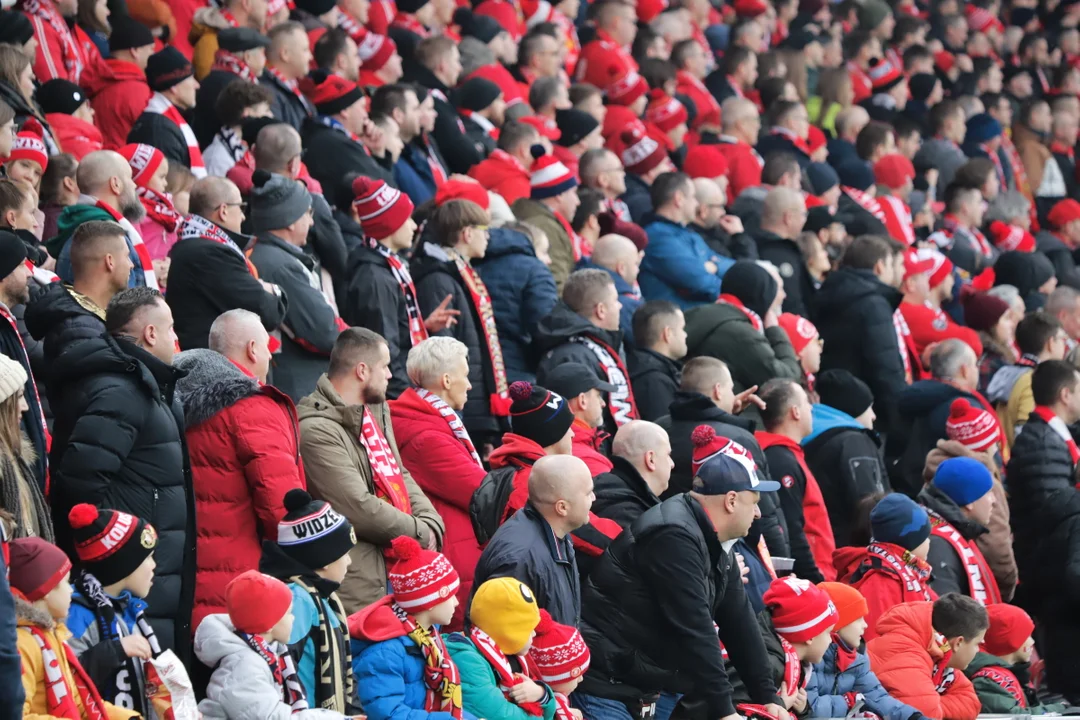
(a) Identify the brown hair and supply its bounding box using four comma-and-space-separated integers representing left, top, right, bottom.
416, 36, 457, 72
0, 97, 13, 127
77, 0, 110, 35
814, 68, 853, 121
430, 200, 490, 247
0, 179, 29, 221
776, 49, 808, 102
39, 153, 78, 206
0, 45, 34, 108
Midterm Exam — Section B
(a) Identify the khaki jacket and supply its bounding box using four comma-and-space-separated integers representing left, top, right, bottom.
512, 197, 574, 292
298, 375, 445, 613
1012, 124, 1051, 195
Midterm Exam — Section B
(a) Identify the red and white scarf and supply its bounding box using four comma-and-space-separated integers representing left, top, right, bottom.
239, 631, 308, 713
865, 542, 934, 601
93, 199, 158, 289
420, 134, 448, 186
971, 666, 1027, 707
725, 75, 745, 98
842, 186, 886, 223
930, 216, 995, 258
28, 626, 109, 720
359, 409, 414, 524
893, 309, 915, 384
447, 247, 511, 417
393, 602, 463, 718
1051, 141, 1075, 163
469, 625, 545, 717
571, 335, 639, 427
211, 49, 257, 82
414, 388, 483, 467
878, 195, 916, 246
927, 510, 1002, 605
392, 13, 431, 38
1031, 405, 1080, 467
338, 12, 367, 42
779, 636, 812, 694
143, 93, 207, 178
371, 240, 427, 347
980, 143, 1007, 188
266, 66, 315, 115
137, 187, 182, 233
22, 0, 83, 82
718, 293, 763, 332
769, 126, 811, 157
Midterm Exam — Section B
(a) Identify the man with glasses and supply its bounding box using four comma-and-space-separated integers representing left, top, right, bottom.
690, 177, 756, 261
580, 148, 631, 221
165, 175, 287, 352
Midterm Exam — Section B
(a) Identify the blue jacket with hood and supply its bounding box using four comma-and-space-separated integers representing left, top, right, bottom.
808, 640, 923, 720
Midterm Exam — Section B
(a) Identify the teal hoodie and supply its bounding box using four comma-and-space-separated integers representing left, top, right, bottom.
803, 403, 865, 446
444, 634, 557, 720
47, 203, 144, 287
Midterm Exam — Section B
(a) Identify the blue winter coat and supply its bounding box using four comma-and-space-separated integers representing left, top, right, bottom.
288, 583, 344, 705
576, 258, 641, 347
474, 227, 558, 383
394, 141, 440, 206
808, 641, 922, 720
639, 215, 733, 309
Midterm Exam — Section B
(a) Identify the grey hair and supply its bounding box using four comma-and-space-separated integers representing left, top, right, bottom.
209, 309, 264, 355
459, 37, 495, 78
985, 190, 1031, 225
1047, 286, 1080, 316
929, 338, 977, 380
406, 336, 469, 388
987, 284, 1021, 307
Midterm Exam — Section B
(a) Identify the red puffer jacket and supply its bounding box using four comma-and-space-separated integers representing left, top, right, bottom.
389, 388, 488, 631
90, 58, 153, 150
174, 349, 306, 633
571, 419, 613, 477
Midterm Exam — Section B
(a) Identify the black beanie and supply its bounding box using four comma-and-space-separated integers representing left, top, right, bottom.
36, 80, 88, 116
0, 11, 33, 46
397, 0, 430, 15
719, 261, 778, 319
555, 108, 600, 148
0, 231, 27, 280
508, 381, 574, 448
908, 73, 937, 103
146, 46, 194, 91
815, 369, 874, 419
455, 77, 503, 112
276, 489, 356, 570
108, 14, 155, 53
68, 504, 157, 586
242, 116, 286, 148
295, 0, 337, 15
455, 7, 502, 44
218, 27, 271, 53
993, 250, 1056, 299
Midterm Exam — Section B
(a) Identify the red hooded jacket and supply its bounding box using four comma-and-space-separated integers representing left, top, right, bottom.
90, 58, 153, 150
714, 136, 763, 203
468, 150, 531, 205
835, 543, 939, 642
44, 112, 102, 160
390, 388, 487, 631
571, 420, 614, 477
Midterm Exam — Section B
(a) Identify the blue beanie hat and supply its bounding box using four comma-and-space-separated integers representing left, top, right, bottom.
807, 162, 839, 196
932, 457, 994, 507
964, 113, 1003, 145
870, 494, 931, 551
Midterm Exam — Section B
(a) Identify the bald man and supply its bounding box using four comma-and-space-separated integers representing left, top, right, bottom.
690, 178, 757, 260
472, 454, 595, 626
755, 187, 813, 316
829, 106, 871, 167
49, 150, 152, 288
716, 97, 764, 201
581, 233, 643, 344
592, 420, 674, 527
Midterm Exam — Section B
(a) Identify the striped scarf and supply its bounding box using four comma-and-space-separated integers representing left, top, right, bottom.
21, 0, 82, 82
143, 93, 207, 178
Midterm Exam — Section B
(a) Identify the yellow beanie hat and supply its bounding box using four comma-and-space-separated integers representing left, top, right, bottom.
470, 578, 541, 655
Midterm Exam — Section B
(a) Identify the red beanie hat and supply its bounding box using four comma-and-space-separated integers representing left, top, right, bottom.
763, 576, 840, 643
868, 57, 904, 93
604, 64, 649, 107
1048, 198, 1080, 229
8, 537, 71, 602
636, 0, 668, 22
915, 247, 953, 289
7, 118, 48, 172
352, 177, 415, 240
644, 89, 688, 133
982, 604, 1035, 657
817, 582, 868, 630
683, 144, 729, 180
806, 125, 827, 154
734, 0, 768, 18
475, 0, 523, 40
119, 143, 166, 188
620, 126, 667, 176
388, 536, 460, 611
602, 105, 645, 141
520, 115, 561, 141
436, 178, 490, 209
226, 570, 293, 634
778, 313, 819, 355
357, 31, 396, 72
301, 70, 365, 115
690, 424, 758, 477
945, 398, 1001, 452
531, 609, 592, 683
873, 153, 915, 190
988, 221, 1036, 253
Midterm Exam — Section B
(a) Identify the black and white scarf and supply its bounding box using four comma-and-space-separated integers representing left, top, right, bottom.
240, 630, 309, 713
370, 240, 428, 348
288, 576, 354, 713
570, 336, 639, 427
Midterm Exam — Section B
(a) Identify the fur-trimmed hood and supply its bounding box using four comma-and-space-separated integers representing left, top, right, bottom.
174, 349, 260, 428
14, 594, 56, 630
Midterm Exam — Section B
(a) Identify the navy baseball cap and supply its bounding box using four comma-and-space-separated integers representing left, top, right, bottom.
692, 452, 781, 495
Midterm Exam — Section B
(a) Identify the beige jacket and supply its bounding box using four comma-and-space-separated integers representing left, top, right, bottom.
298, 375, 445, 613
512, 197, 574, 292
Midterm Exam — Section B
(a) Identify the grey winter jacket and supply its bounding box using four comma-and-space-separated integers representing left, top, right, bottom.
194, 614, 345, 720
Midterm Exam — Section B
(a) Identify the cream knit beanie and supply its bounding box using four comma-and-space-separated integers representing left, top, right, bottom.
0, 354, 28, 405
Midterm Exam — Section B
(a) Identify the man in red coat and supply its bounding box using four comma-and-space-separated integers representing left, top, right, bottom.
577, 0, 638, 84
545, 362, 616, 477
715, 97, 764, 203
389, 336, 488, 631
898, 247, 983, 359
90, 15, 156, 150
19, 0, 112, 94
174, 309, 307, 633
468, 120, 540, 205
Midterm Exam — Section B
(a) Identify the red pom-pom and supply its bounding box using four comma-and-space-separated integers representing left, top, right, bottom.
534, 609, 554, 635
509, 381, 533, 402
621, 127, 643, 144
20, 118, 44, 139
691, 424, 717, 448
948, 398, 970, 420
68, 503, 99, 529
647, 87, 665, 101
390, 535, 422, 561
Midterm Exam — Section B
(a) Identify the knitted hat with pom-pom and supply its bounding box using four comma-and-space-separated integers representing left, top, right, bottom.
301, 69, 365, 116
690, 425, 776, 493
944, 399, 1001, 453
352, 176, 414, 241
988, 221, 1036, 253
387, 536, 460, 611
530, 146, 578, 199
644, 88, 688, 133
620, 126, 668, 176
276, 489, 356, 570
508, 380, 574, 448
248, 169, 312, 233
531, 609, 591, 683
6, 118, 48, 172
69, 504, 157, 586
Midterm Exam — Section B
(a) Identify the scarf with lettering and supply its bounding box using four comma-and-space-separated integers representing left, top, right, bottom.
468, 625, 545, 716
925, 509, 1002, 606
842, 186, 886, 223
446, 247, 511, 417
267, 66, 315, 115
143, 93, 207, 178
931, 215, 994, 258
338, 11, 366, 42
932, 636, 957, 696
718, 293, 763, 332
72, 569, 161, 713
211, 48, 257, 82
359, 408, 413, 528
1031, 405, 1080, 466
571, 335, 639, 427
178, 214, 246, 258
371, 240, 427, 347
394, 602, 463, 718
392, 13, 431, 38
414, 388, 483, 467
862, 542, 934, 601
21, 0, 83, 82
239, 631, 308, 713
28, 625, 109, 720
419, 133, 448, 186
971, 666, 1026, 707
289, 576, 353, 712
137, 187, 182, 233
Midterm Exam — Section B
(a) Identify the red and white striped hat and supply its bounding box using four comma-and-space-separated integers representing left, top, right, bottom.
868, 57, 904, 92
605, 64, 649, 107
620, 126, 667, 176
530, 146, 578, 199
644, 89, 688, 133
916, 247, 953, 289
763, 576, 839, 643
119, 143, 166, 187
988, 220, 1036, 253
531, 609, 591, 684
945, 398, 1001, 452
387, 536, 460, 611
357, 31, 396, 71
7, 118, 48, 172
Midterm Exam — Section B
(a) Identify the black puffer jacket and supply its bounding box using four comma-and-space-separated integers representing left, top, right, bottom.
1006, 414, 1080, 697
0, 302, 47, 489
918, 483, 990, 599
579, 495, 781, 718
813, 267, 905, 435
49, 334, 194, 664
591, 456, 662, 528
628, 348, 682, 421
24, 283, 105, 378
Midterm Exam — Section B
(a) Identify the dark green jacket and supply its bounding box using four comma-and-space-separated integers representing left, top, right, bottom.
964, 651, 1068, 715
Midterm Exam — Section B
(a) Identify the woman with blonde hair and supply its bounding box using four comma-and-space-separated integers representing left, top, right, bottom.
0, 45, 56, 153
0, 352, 51, 541
808, 67, 854, 137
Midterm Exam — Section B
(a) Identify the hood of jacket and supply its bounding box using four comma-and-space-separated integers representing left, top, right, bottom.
15, 593, 57, 631
804, 403, 866, 445
470, 152, 529, 187
872, 601, 943, 662
409, 240, 458, 286
898, 380, 970, 419
23, 282, 104, 342
814, 267, 902, 315
475, 227, 539, 264
922, 440, 998, 486
297, 374, 367, 437
535, 301, 623, 354
667, 390, 757, 432
755, 430, 804, 456
917, 483, 987, 539
174, 348, 261, 428
347, 596, 409, 646
488, 432, 546, 469
47, 203, 115, 259
194, 613, 265, 667
103, 58, 147, 83
189, 7, 234, 42
833, 545, 872, 581
50, 332, 174, 397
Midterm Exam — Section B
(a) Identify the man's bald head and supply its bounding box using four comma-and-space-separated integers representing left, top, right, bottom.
612, 420, 668, 461
836, 106, 870, 141
209, 309, 265, 356
591, 234, 638, 271
721, 97, 757, 131
188, 177, 242, 219
254, 123, 302, 173
694, 177, 723, 205
761, 186, 805, 237
76, 151, 128, 196
528, 455, 594, 532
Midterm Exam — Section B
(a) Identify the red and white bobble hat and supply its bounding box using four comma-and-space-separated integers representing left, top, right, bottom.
529, 146, 578, 200
644, 88, 688, 133
868, 57, 904, 93
777, 313, 819, 355
915, 247, 954, 290
690, 425, 759, 480
387, 536, 461, 611
6, 118, 48, 172
763, 576, 839, 643
118, 143, 166, 187
620, 126, 668, 176
357, 31, 397, 72
988, 220, 1036, 253
945, 398, 1002, 453
531, 609, 591, 684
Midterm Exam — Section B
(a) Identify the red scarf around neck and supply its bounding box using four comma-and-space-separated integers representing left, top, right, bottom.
22, 0, 83, 81
468, 625, 545, 716
717, 294, 763, 332
864, 542, 935, 601
28, 626, 109, 720
211, 49, 257, 82
831, 633, 859, 675
358, 409, 413, 523
414, 388, 483, 467
971, 666, 1027, 707
393, 602, 463, 719
926, 510, 1002, 605
1031, 405, 1080, 466
144, 93, 206, 178
137, 187, 182, 232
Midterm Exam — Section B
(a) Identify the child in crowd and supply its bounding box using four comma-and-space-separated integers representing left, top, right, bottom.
729, 576, 839, 714
531, 609, 591, 720
808, 582, 924, 720
65, 504, 160, 717
3, 119, 49, 190
834, 493, 936, 641
196, 569, 346, 719
445, 577, 557, 720
260, 489, 357, 713
9, 536, 139, 720
349, 536, 472, 720
964, 604, 1069, 714
867, 594, 987, 720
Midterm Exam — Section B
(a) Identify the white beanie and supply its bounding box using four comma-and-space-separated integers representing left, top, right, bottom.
0, 354, 28, 405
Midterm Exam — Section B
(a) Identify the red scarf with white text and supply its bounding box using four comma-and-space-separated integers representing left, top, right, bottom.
842, 186, 886, 222
779, 636, 811, 693
864, 542, 934, 601
27, 626, 108, 720
359, 409, 414, 521
137, 187, 182, 232
414, 388, 483, 467
926, 509, 1002, 605
143, 93, 207, 178
468, 625, 545, 716
1031, 405, 1080, 466
717, 294, 763, 332
571, 335, 639, 427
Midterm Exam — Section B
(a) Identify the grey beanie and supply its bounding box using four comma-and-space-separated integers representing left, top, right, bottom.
249, 170, 312, 233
